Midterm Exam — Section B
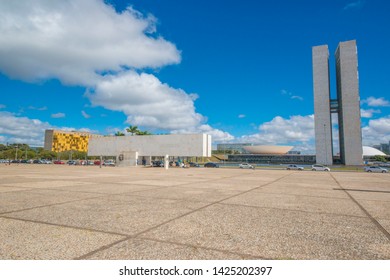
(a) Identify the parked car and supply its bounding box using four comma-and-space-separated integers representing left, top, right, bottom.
53, 160, 65, 164
103, 160, 115, 166
364, 166, 389, 173
20, 159, 29, 164
311, 164, 330, 171
32, 159, 43, 164
189, 162, 200, 167
204, 162, 219, 168
286, 164, 304, 171
152, 160, 164, 167
239, 163, 255, 169
67, 160, 77, 165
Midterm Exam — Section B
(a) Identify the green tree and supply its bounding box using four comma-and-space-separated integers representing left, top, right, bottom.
136, 130, 152, 135
114, 131, 125, 136
126, 125, 139, 135
373, 155, 387, 162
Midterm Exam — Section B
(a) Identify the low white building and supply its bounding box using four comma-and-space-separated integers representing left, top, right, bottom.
88, 134, 212, 167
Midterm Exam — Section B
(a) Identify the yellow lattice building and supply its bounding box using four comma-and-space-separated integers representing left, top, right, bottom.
44, 129, 101, 152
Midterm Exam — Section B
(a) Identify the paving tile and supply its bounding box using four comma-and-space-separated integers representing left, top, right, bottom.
221, 191, 366, 217
126, 180, 192, 187
0, 180, 94, 189
140, 204, 390, 259
86, 238, 248, 260
127, 186, 241, 203
0, 217, 123, 259
357, 200, 390, 219
0, 186, 31, 193
256, 184, 351, 199
3, 196, 208, 235
347, 190, 390, 202
0, 189, 101, 213
53, 183, 163, 195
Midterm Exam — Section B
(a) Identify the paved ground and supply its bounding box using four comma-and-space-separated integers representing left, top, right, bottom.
0, 165, 389, 260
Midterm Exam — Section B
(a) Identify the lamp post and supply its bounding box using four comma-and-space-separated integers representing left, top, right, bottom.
15, 145, 18, 161
324, 124, 328, 165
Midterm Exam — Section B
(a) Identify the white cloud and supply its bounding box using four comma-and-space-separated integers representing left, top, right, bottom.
361, 108, 381, 118
0, 0, 233, 139
171, 124, 234, 142
239, 115, 315, 145
0, 111, 51, 146
343, 0, 365, 10
361, 96, 390, 107
0, 111, 96, 146
87, 71, 204, 130
291, 95, 303, 101
51, 112, 65, 118
238, 114, 246, 118
362, 116, 390, 146
0, 104, 6, 109
28, 106, 48, 111
281, 89, 303, 101
81, 110, 91, 119
0, 0, 180, 86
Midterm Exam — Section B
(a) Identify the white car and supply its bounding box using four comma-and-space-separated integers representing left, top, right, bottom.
286, 164, 304, 171
311, 164, 330, 171
364, 166, 388, 173
239, 163, 255, 169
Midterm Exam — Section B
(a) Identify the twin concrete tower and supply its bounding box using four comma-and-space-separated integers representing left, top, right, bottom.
312, 40, 363, 165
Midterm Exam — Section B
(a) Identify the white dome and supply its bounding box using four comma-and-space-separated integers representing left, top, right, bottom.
243, 145, 293, 154
363, 146, 386, 156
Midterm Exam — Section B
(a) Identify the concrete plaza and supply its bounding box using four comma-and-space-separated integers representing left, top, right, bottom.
0, 165, 389, 260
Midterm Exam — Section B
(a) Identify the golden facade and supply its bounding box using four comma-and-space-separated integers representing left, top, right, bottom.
44, 130, 99, 152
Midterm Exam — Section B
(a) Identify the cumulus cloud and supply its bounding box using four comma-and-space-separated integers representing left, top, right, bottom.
0, 0, 180, 86
171, 124, 234, 142
87, 71, 204, 130
362, 116, 390, 146
0, 111, 51, 146
51, 112, 65, 118
0, 111, 95, 146
239, 115, 315, 145
361, 96, 390, 107
0, 0, 233, 138
361, 108, 381, 118
0, 104, 7, 109
238, 114, 246, 118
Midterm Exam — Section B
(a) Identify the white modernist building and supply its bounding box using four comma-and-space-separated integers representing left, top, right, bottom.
88, 134, 212, 167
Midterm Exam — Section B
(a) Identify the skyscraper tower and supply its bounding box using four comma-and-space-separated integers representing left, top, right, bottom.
312, 40, 363, 165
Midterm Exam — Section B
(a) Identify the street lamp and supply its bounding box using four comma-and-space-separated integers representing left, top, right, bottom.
324, 124, 328, 165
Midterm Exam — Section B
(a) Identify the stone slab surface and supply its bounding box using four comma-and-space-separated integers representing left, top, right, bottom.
0, 217, 123, 259
0, 165, 389, 260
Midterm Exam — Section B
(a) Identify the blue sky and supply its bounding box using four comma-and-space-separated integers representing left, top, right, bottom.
0, 0, 389, 153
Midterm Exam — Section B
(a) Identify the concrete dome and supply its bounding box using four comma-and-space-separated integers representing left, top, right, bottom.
363, 146, 386, 156
243, 145, 293, 154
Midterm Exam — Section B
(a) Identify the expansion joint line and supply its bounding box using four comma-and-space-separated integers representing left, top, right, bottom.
329, 173, 390, 241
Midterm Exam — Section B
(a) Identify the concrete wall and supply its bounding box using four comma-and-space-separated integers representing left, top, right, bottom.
313, 45, 333, 165
88, 134, 212, 159
335, 40, 363, 165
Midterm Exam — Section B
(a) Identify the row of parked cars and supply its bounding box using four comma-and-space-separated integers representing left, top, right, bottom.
0, 159, 116, 166
286, 164, 389, 173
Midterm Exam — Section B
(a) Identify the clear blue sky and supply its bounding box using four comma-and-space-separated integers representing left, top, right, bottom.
0, 0, 389, 153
